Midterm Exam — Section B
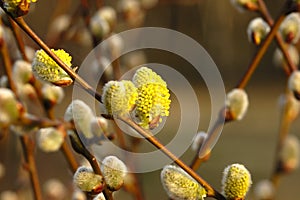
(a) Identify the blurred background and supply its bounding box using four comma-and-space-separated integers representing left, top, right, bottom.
0, 0, 300, 199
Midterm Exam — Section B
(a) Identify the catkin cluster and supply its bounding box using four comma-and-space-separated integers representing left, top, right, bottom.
102, 66, 171, 129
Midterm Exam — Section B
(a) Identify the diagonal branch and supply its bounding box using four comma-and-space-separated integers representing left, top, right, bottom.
119, 116, 226, 200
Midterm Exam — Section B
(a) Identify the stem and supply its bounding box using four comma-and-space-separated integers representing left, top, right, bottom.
111, 53, 122, 80
20, 135, 42, 200
236, 14, 285, 89
61, 140, 79, 173
258, 0, 297, 74
0, 20, 17, 94
8, 17, 29, 62
190, 150, 211, 171
19, 114, 62, 127
270, 91, 294, 188
119, 116, 225, 200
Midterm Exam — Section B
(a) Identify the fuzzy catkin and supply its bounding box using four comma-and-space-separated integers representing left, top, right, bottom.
32, 49, 73, 86
73, 166, 104, 193
161, 165, 207, 200
101, 156, 127, 191
222, 163, 252, 199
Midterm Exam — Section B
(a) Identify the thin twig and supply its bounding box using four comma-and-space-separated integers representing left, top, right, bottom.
8, 17, 29, 62
20, 135, 42, 200
270, 91, 295, 187
119, 116, 225, 200
19, 114, 63, 127
61, 139, 79, 173
190, 1, 295, 172
0, 19, 17, 94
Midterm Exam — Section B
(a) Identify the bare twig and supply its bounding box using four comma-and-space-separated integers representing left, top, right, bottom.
0, 19, 17, 94
20, 135, 42, 200
8, 17, 28, 62
270, 91, 295, 187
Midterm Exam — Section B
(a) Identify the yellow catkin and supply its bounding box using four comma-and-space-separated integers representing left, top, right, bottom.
102, 80, 138, 116
222, 163, 252, 199
161, 165, 207, 200
132, 67, 171, 129
132, 66, 167, 88
32, 49, 73, 87
135, 83, 170, 129
3, 0, 38, 16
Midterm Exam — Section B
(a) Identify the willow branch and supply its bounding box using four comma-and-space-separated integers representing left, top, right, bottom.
20, 135, 42, 200
1, 11, 103, 103
0, 19, 17, 94
237, 13, 286, 89
270, 91, 295, 187
119, 116, 225, 200
258, 0, 297, 74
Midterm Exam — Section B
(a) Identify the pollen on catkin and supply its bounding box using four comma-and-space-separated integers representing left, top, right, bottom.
32, 49, 73, 87
161, 165, 207, 200
102, 80, 138, 116
221, 163, 252, 200
132, 67, 171, 129
226, 88, 249, 121
134, 83, 170, 129
100, 156, 127, 191
73, 166, 104, 194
